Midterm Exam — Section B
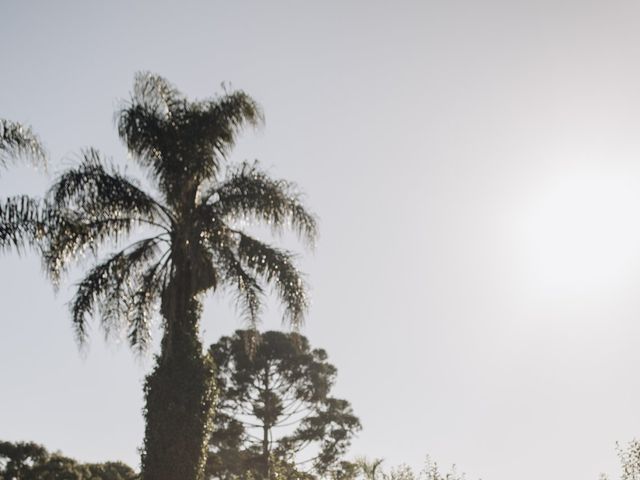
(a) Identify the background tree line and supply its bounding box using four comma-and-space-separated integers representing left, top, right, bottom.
0, 441, 135, 480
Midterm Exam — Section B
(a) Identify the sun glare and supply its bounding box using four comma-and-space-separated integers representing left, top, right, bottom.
521, 171, 640, 295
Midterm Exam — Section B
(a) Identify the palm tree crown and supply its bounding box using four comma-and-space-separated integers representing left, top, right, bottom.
4, 72, 316, 350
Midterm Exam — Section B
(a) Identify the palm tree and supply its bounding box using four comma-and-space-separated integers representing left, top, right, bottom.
0, 73, 317, 480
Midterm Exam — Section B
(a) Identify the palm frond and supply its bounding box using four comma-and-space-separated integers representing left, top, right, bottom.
47, 148, 170, 225
117, 101, 164, 162
118, 100, 199, 204
237, 233, 309, 328
0, 196, 51, 253
0, 119, 45, 167
116, 73, 183, 200
127, 258, 168, 351
197, 90, 264, 160
132, 71, 184, 116
215, 247, 263, 328
43, 212, 158, 285
71, 237, 164, 346
209, 161, 317, 245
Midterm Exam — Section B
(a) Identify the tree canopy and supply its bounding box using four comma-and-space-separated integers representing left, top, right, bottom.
0, 440, 136, 480
351, 458, 469, 480
207, 330, 361, 480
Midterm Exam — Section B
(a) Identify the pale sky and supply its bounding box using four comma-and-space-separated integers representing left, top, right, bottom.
3, 1, 640, 479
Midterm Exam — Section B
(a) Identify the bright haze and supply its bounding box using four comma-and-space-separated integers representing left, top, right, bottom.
3, 2, 640, 480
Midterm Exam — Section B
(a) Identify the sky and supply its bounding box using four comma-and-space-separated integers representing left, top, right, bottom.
3, 1, 640, 479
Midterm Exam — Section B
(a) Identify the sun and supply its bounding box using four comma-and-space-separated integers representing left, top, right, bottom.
520, 170, 640, 295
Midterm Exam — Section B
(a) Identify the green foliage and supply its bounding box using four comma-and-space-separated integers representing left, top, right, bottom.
0, 440, 136, 480
207, 330, 361, 480
351, 458, 468, 480
0, 73, 316, 480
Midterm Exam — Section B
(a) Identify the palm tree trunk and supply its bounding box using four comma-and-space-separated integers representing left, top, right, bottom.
141, 263, 216, 480
262, 412, 270, 479
262, 369, 270, 480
